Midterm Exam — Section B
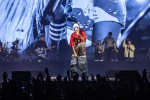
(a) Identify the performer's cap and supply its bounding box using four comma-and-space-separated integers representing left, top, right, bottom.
73, 23, 79, 30
40, 34, 45, 37
108, 32, 112, 36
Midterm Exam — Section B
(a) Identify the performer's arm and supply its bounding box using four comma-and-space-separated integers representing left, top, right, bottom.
72, 46, 78, 58
44, 42, 48, 49
129, 45, 135, 52
115, 48, 119, 53
102, 47, 105, 52
70, 34, 78, 58
79, 31, 86, 42
123, 39, 126, 48
34, 41, 38, 49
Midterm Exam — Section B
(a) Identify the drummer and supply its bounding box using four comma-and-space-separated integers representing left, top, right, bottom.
0, 40, 6, 60
10, 39, 20, 60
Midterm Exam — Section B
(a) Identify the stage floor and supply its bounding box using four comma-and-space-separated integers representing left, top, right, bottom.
0, 60, 150, 82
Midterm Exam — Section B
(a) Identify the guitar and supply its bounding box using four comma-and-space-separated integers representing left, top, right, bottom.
35, 46, 56, 58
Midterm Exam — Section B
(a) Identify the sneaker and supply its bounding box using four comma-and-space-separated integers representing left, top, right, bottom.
130, 59, 134, 61
38, 60, 42, 62
99, 59, 103, 62
115, 59, 118, 61
111, 59, 114, 61
94, 60, 99, 62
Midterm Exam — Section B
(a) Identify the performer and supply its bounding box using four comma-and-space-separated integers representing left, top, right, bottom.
147, 48, 150, 61
0, 40, 5, 61
35, 35, 48, 61
0, 40, 3, 52
103, 32, 115, 61
111, 42, 119, 61
70, 23, 88, 78
34, 35, 56, 61
35, 35, 48, 49
11, 38, 20, 60
94, 40, 104, 61
122, 39, 135, 61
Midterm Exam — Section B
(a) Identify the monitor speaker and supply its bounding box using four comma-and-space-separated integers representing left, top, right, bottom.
118, 70, 140, 82
12, 71, 31, 82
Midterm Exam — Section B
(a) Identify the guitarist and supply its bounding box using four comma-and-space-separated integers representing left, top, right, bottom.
35, 35, 48, 49
35, 35, 48, 60
35, 35, 56, 60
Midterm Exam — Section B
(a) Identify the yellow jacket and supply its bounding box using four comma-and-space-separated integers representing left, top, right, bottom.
123, 40, 135, 58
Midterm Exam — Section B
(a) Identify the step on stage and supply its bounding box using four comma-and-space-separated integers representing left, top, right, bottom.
0, 60, 149, 81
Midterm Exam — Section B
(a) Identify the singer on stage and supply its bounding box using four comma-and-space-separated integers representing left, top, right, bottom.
70, 23, 88, 78
123, 39, 135, 61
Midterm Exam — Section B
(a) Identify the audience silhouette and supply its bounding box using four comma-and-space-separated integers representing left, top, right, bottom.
0, 68, 150, 100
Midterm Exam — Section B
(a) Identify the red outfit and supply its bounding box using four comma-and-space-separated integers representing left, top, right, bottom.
70, 30, 86, 46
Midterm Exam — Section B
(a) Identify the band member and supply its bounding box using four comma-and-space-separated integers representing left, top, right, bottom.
70, 23, 88, 78
94, 40, 104, 61
0, 40, 4, 52
0, 40, 5, 61
35, 35, 48, 61
11, 38, 20, 60
35, 35, 48, 49
147, 48, 150, 61
103, 32, 115, 61
34, 35, 56, 61
111, 42, 119, 61
123, 39, 135, 61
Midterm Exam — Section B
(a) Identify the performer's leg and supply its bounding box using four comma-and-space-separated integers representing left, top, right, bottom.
78, 55, 88, 77
99, 53, 103, 61
125, 57, 129, 61
111, 52, 114, 61
129, 57, 134, 61
114, 52, 119, 61
94, 52, 98, 61
70, 54, 78, 78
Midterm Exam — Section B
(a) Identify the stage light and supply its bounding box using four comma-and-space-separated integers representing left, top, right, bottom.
141, 36, 150, 40
136, 0, 148, 4
126, 0, 149, 7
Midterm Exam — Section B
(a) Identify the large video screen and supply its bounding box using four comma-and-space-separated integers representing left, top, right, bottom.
0, 0, 149, 61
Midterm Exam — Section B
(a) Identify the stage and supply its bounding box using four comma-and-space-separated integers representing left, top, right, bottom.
0, 60, 149, 82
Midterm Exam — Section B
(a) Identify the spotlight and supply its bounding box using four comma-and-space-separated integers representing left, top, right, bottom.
136, 0, 148, 4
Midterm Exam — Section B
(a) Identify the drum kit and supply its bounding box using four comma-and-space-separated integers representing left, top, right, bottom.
0, 40, 20, 62
0, 39, 57, 62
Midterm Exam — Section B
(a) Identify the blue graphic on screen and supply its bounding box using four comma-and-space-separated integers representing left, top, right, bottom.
0, 0, 127, 53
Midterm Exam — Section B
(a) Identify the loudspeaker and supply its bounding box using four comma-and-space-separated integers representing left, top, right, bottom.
118, 70, 140, 82
105, 70, 119, 78
12, 71, 31, 82
106, 70, 140, 82
31, 71, 46, 79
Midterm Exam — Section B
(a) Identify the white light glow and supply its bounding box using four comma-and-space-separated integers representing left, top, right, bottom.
136, 0, 148, 4
0, 0, 49, 53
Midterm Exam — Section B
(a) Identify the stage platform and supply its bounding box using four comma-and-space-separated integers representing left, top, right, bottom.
0, 60, 150, 82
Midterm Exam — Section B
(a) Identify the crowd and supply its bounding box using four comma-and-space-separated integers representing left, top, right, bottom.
0, 67, 150, 100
